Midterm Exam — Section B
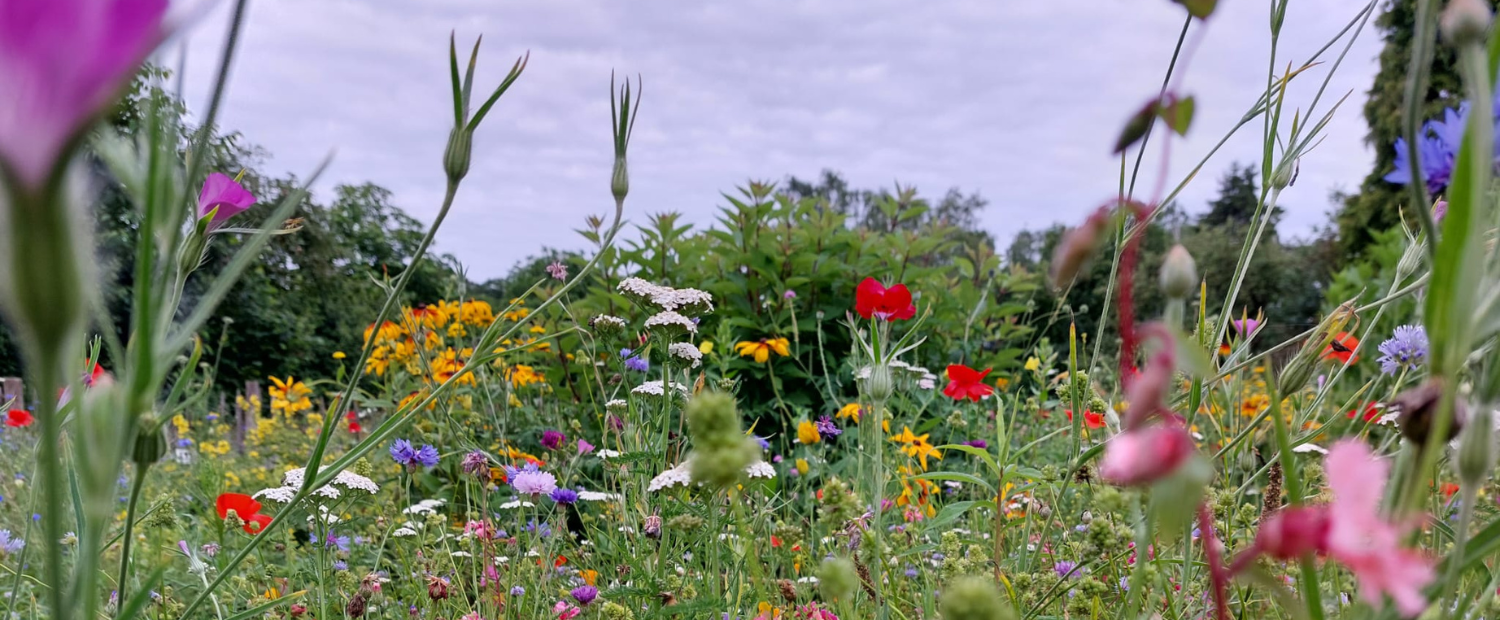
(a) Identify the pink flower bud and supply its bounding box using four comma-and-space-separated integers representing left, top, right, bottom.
1050, 206, 1111, 288
1100, 425, 1194, 486
1254, 506, 1331, 561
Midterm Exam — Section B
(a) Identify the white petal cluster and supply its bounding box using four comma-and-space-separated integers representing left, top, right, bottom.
498, 499, 536, 509
252, 486, 298, 503
744, 460, 776, 479
577, 490, 622, 502
632, 380, 689, 397
590, 314, 627, 331
606, 399, 628, 411
668, 342, 703, 367
596, 449, 623, 459
403, 499, 446, 515
617, 278, 715, 314
648, 462, 693, 491
644, 310, 697, 334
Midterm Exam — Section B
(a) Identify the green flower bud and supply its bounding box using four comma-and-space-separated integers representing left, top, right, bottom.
940, 576, 1016, 620
1458, 406, 1493, 490
611, 156, 629, 202
866, 364, 894, 403
443, 127, 473, 182
1159, 244, 1197, 300
685, 391, 742, 447
132, 423, 166, 466
689, 437, 757, 489
1269, 161, 1297, 190
818, 557, 858, 602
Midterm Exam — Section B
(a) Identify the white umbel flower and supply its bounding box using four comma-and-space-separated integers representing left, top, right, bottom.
605, 399, 628, 412
252, 486, 298, 503
596, 449, 623, 459
577, 490, 622, 502
403, 499, 446, 515
744, 460, 776, 479
644, 310, 696, 335
649, 462, 693, 491
668, 342, 703, 367
633, 380, 689, 397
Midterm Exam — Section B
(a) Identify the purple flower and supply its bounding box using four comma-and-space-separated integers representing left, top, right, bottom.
570, 585, 599, 606
389, 439, 417, 465
546, 261, 568, 280
0, 0, 168, 191
510, 585, 525, 596
549, 488, 578, 504
576, 438, 595, 455
510, 463, 557, 496
963, 439, 988, 449
815, 416, 841, 439
1231, 318, 1260, 336
197, 172, 257, 223
461, 450, 490, 477
624, 355, 649, 372
414, 444, 440, 467
1053, 561, 1079, 578
324, 530, 350, 552
783, 290, 797, 300
540, 430, 565, 451
1377, 324, 1429, 376
753, 435, 770, 450
332, 560, 348, 571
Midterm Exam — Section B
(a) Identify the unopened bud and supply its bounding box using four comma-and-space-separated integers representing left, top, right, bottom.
818, 557, 858, 603
1442, 0, 1492, 46
1394, 379, 1465, 445
1099, 425, 1194, 486
1277, 355, 1315, 395
1159, 244, 1197, 300
1457, 406, 1494, 489
1050, 207, 1110, 288
443, 127, 473, 182
939, 576, 1016, 620
1254, 506, 1330, 560
866, 364, 894, 403
611, 156, 630, 202
1270, 160, 1297, 190
131, 424, 166, 467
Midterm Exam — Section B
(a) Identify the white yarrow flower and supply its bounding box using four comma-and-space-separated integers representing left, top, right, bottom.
403, 499, 446, 515
633, 380, 689, 397
744, 460, 776, 479
577, 490, 622, 502
252, 486, 298, 503
649, 462, 693, 491
644, 310, 697, 334
668, 342, 703, 367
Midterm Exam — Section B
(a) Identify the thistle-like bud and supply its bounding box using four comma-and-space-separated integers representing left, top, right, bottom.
642, 514, 663, 539
443, 127, 472, 183
131, 423, 166, 467
818, 557, 858, 602
866, 364, 894, 403
611, 156, 629, 203
1442, 0, 1492, 46
1159, 244, 1197, 300
939, 576, 1016, 620
1457, 406, 1494, 490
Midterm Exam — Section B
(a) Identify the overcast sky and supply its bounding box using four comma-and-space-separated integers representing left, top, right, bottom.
175, 0, 1385, 281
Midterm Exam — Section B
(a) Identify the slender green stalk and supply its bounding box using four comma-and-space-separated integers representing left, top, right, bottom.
34, 359, 69, 620
1401, 0, 1441, 255
115, 465, 152, 614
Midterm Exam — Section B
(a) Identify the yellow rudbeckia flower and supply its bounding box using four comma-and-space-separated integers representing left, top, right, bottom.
734, 337, 791, 363
797, 420, 821, 444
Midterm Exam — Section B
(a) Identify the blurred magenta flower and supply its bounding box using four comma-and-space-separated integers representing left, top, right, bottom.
0, 0, 168, 191
1231, 318, 1260, 335
197, 172, 256, 223
1099, 425, 1193, 486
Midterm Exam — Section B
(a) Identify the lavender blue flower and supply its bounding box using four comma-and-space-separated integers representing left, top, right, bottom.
1376, 325, 1429, 376
0, 530, 23, 555
550, 488, 579, 504
815, 416, 841, 439
414, 444, 440, 467
389, 439, 417, 464
624, 355, 649, 372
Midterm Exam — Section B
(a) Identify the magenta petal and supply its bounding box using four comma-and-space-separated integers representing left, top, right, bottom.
0, 0, 168, 190
198, 172, 257, 222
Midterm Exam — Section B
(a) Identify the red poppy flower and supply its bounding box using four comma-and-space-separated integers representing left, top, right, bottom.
1442, 483, 1460, 500
4, 409, 33, 428
771, 535, 783, 548
1346, 402, 1381, 422
346, 412, 362, 434
1065, 409, 1106, 430
1322, 332, 1360, 365
854, 278, 916, 321
943, 364, 994, 402
216, 493, 273, 534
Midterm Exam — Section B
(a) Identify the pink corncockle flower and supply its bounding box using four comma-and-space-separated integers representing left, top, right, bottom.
1232, 318, 1260, 336
198, 172, 257, 223
0, 0, 168, 191
1099, 425, 1194, 486
1324, 440, 1434, 617
552, 601, 580, 620
576, 438, 594, 455
1252, 506, 1330, 561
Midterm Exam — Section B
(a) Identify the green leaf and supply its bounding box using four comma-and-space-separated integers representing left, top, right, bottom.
915, 471, 995, 493
927, 500, 987, 530
1158, 95, 1195, 135
938, 443, 1001, 476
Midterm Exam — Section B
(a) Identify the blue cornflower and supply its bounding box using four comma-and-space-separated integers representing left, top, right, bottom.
1377, 325, 1429, 376
0, 530, 24, 555
550, 488, 579, 504
414, 444, 440, 468
324, 530, 351, 552
522, 518, 551, 538
624, 353, 649, 372
332, 560, 348, 571
1386, 106, 1466, 194
389, 439, 417, 465
175, 438, 192, 448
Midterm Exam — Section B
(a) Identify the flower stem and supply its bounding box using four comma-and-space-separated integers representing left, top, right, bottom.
115, 463, 151, 615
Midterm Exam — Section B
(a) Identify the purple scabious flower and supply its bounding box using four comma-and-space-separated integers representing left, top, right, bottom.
815, 416, 841, 439
509, 463, 557, 496
1377, 325, 1428, 376
540, 430, 566, 451
964, 439, 988, 449
624, 355, 649, 372
389, 439, 417, 465
332, 560, 348, 571
1054, 560, 1079, 578
510, 585, 525, 596
550, 488, 578, 504
546, 261, 568, 281
570, 585, 599, 606
414, 444, 440, 467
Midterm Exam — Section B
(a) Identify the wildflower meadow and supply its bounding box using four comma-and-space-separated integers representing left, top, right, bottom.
5, 0, 1500, 619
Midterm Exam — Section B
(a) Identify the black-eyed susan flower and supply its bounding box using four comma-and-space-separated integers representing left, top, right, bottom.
734, 337, 790, 363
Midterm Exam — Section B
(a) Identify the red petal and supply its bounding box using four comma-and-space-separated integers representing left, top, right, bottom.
855, 278, 885, 319
243, 513, 273, 534
946, 364, 979, 383
216, 493, 262, 520
882, 284, 913, 314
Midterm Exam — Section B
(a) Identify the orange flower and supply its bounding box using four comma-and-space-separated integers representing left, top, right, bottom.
1322, 332, 1360, 365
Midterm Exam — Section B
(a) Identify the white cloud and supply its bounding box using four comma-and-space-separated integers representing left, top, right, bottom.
178, 0, 1383, 279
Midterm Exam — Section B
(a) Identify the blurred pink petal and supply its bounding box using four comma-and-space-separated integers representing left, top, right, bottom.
1099, 425, 1193, 486
197, 172, 256, 222
0, 0, 167, 190
1324, 440, 1434, 617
